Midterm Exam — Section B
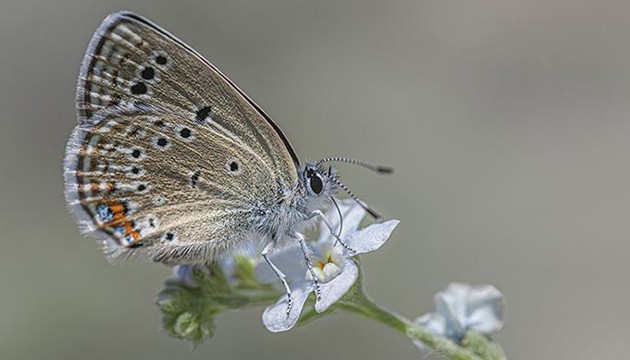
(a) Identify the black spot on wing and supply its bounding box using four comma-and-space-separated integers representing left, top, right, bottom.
196, 106, 212, 124
155, 55, 168, 65
189, 169, 201, 187
130, 82, 147, 95
179, 128, 191, 139
140, 67, 155, 80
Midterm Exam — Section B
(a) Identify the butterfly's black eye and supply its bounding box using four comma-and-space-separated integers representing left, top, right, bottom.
309, 173, 324, 195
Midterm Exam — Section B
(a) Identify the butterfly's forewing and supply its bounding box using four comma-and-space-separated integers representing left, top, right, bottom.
77, 11, 299, 176
65, 12, 300, 263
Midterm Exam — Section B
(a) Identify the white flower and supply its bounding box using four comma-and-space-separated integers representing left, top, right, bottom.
413, 283, 505, 352
257, 199, 400, 332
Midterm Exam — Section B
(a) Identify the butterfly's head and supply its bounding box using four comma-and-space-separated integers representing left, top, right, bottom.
301, 162, 338, 200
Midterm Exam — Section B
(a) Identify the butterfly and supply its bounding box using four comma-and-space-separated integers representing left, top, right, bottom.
64, 11, 391, 310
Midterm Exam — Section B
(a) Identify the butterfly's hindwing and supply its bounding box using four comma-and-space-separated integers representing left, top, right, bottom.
65, 106, 267, 262
66, 12, 301, 263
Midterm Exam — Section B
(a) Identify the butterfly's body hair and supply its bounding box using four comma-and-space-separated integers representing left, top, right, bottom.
250, 163, 338, 245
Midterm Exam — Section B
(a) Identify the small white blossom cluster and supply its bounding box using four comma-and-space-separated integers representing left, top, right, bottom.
413, 283, 506, 352
257, 200, 399, 332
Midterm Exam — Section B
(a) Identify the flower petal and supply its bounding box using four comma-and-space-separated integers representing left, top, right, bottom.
435, 284, 469, 339
255, 244, 306, 284
466, 284, 505, 333
346, 219, 400, 255
317, 199, 367, 243
262, 285, 312, 333
322, 262, 342, 280
431, 283, 506, 341
314, 258, 358, 313
414, 312, 447, 337
412, 312, 447, 353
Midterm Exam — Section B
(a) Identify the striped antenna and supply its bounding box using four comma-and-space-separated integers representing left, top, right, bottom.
333, 178, 384, 221
316, 157, 393, 174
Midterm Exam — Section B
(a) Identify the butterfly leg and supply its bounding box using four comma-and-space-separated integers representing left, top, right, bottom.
261, 242, 292, 315
290, 232, 321, 301
308, 210, 356, 253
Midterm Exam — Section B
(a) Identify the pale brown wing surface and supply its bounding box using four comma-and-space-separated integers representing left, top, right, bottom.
66, 12, 301, 263
65, 106, 275, 262
76, 11, 298, 186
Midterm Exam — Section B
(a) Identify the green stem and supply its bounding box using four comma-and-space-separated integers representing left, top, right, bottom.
339, 292, 484, 360
338, 295, 407, 334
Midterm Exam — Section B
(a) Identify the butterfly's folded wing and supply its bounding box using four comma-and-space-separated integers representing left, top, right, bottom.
65, 12, 299, 263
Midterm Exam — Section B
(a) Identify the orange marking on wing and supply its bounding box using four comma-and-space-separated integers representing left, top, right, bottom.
123, 220, 134, 234
96, 201, 142, 244
111, 212, 125, 222
109, 203, 125, 214
123, 221, 140, 241
106, 201, 126, 223
96, 201, 126, 227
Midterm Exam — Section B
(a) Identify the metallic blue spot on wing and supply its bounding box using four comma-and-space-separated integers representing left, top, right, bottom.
96, 204, 114, 223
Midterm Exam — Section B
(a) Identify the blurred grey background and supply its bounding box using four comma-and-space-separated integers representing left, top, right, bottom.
2, 0, 630, 359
